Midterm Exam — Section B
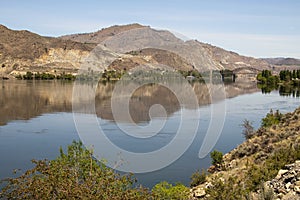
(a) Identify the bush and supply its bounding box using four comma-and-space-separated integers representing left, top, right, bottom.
190, 169, 207, 187
0, 141, 151, 199
23, 71, 33, 79
152, 181, 190, 200
242, 119, 255, 140
206, 176, 247, 200
262, 109, 282, 127
246, 144, 300, 191
210, 150, 223, 166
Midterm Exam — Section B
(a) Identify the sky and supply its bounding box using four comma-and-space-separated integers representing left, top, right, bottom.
1, 0, 299, 58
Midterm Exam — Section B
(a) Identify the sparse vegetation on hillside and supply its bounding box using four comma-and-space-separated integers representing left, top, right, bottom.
194, 106, 300, 199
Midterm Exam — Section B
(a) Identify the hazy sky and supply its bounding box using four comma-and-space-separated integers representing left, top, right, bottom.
1, 0, 299, 58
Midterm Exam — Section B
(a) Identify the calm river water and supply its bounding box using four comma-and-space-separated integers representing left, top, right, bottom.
0, 80, 299, 188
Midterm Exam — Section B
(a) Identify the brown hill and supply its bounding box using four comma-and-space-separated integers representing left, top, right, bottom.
199, 42, 271, 71
2, 23, 297, 80
59, 23, 146, 44
263, 57, 300, 66
0, 25, 95, 77
61, 25, 272, 73
0, 24, 94, 60
108, 48, 194, 71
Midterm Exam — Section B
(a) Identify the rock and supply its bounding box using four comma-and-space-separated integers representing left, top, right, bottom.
266, 161, 300, 199
205, 182, 213, 189
282, 191, 298, 200
286, 182, 292, 191
276, 169, 289, 179
207, 165, 216, 173
194, 187, 206, 198
295, 186, 300, 194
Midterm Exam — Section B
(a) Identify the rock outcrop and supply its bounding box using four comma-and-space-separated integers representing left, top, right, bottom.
265, 161, 300, 199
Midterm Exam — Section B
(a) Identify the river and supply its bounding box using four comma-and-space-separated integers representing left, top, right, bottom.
0, 80, 299, 188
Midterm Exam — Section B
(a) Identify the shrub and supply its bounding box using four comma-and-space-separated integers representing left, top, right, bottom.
152, 181, 190, 200
246, 144, 300, 191
206, 176, 247, 200
210, 150, 223, 166
242, 119, 255, 140
190, 169, 207, 187
262, 109, 282, 127
23, 71, 33, 79
0, 141, 151, 199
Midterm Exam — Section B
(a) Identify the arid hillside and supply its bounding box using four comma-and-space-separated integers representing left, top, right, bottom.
2, 23, 298, 80
191, 107, 300, 199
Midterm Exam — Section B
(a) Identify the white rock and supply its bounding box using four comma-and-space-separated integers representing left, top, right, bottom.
286, 182, 292, 190
294, 186, 300, 194
194, 187, 206, 198
276, 169, 289, 179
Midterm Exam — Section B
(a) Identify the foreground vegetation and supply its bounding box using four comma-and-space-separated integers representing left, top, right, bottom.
0, 141, 190, 199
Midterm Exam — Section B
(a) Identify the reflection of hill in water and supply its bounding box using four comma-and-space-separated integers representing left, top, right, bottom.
95, 83, 180, 123
0, 80, 260, 125
0, 80, 73, 126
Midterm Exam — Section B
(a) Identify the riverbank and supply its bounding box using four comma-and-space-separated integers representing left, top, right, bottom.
192, 106, 300, 199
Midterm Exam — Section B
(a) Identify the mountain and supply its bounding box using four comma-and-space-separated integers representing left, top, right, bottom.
60, 24, 271, 73
0, 24, 94, 60
1, 23, 297, 80
262, 57, 300, 66
59, 23, 146, 44
0, 24, 95, 78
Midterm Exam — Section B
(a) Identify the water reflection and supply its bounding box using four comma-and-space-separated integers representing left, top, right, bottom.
258, 83, 300, 98
0, 80, 72, 126
0, 80, 260, 125
279, 85, 300, 97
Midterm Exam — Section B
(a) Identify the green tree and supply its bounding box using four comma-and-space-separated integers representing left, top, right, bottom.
262, 109, 282, 127
210, 150, 223, 166
256, 73, 267, 84
23, 71, 33, 80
